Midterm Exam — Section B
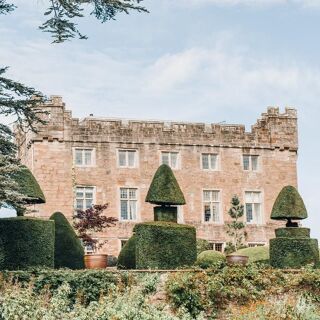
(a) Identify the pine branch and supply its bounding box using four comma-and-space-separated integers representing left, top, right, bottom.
0, 0, 15, 15
39, 0, 148, 43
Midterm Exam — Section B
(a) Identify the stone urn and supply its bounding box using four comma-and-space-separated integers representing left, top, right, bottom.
226, 255, 249, 266
84, 254, 108, 269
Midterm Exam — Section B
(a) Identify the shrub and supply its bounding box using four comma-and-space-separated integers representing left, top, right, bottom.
196, 239, 212, 255
145, 164, 186, 205
117, 235, 136, 269
0, 217, 54, 270
232, 246, 269, 264
135, 222, 196, 269
271, 185, 307, 221
196, 250, 226, 269
50, 212, 84, 269
2, 269, 122, 305
270, 237, 319, 269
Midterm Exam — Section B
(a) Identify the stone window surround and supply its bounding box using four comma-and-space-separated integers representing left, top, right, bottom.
208, 241, 225, 252
74, 185, 96, 212
117, 148, 139, 168
160, 150, 181, 170
73, 147, 96, 167
202, 188, 223, 224
244, 189, 264, 225
242, 154, 260, 171
118, 186, 139, 222
201, 153, 220, 171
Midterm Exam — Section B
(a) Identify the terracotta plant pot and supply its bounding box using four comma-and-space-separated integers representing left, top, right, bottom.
84, 254, 108, 269
226, 255, 249, 266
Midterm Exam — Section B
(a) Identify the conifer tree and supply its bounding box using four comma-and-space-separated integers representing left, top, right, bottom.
225, 195, 246, 253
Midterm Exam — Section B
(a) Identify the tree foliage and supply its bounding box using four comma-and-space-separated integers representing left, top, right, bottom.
73, 203, 117, 252
0, 67, 46, 211
225, 195, 246, 253
6, 0, 148, 43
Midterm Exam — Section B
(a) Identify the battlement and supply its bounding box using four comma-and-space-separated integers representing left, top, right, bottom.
16, 96, 298, 151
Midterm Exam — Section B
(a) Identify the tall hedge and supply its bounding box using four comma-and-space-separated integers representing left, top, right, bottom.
135, 222, 196, 269
117, 235, 136, 269
50, 212, 84, 269
0, 217, 54, 270
145, 164, 186, 205
11, 166, 46, 204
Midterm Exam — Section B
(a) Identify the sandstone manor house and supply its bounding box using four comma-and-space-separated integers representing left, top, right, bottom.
15, 96, 298, 257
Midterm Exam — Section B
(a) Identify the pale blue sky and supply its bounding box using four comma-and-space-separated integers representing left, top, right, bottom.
1, 0, 320, 238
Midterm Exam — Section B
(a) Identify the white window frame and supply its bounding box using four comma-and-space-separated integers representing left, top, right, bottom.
201, 153, 219, 171
160, 151, 180, 170
117, 149, 138, 168
202, 189, 222, 224
243, 155, 259, 171
177, 206, 184, 224
244, 190, 264, 225
74, 186, 96, 212
119, 187, 139, 221
73, 148, 95, 167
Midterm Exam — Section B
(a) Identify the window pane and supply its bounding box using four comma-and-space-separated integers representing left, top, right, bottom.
210, 154, 217, 170
170, 153, 178, 168
85, 191, 93, 199
212, 191, 219, 202
253, 192, 261, 203
85, 199, 93, 209
251, 156, 258, 171
245, 191, 252, 202
254, 203, 262, 224
215, 243, 223, 252
162, 152, 170, 165
203, 191, 211, 202
120, 200, 128, 220
212, 203, 220, 223
119, 151, 127, 167
243, 155, 250, 170
246, 203, 253, 223
204, 204, 211, 222
129, 189, 136, 199
120, 188, 128, 199
84, 150, 92, 165
76, 199, 83, 210
76, 191, 84, 199
129, 200, 137, 220
75, 150, 83, 165
202, 154, 209, 169
128, 151, 136, 167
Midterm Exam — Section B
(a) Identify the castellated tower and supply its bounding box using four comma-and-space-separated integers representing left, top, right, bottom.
15, 96, 298, 257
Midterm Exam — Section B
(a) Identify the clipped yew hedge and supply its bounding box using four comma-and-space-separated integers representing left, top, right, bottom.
50, 212, 84, 269
135, 222, 196, 269
0, 217, 54, 270
117, 235, 136, 269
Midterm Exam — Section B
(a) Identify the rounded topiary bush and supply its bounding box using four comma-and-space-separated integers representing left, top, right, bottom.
196, 250, 226, 269
135, 221, 196, 269
117, 235, 136, 269
50, 212, 84, 269
232, 246, 269, 264
0, 217, 54, 270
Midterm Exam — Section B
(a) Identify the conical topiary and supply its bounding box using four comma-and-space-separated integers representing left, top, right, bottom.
50, 212, 84, 269
145, 164, 186, 206
271, 186, 307, 222
12, 166, 46, 204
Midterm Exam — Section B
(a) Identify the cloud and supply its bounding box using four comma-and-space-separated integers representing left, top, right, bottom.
172, 0, 320, 7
